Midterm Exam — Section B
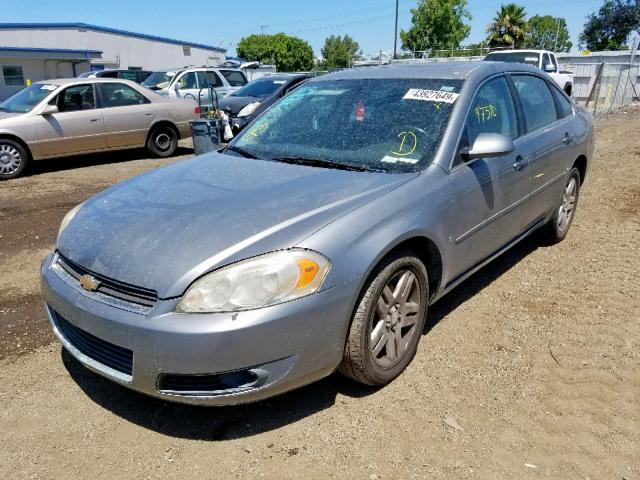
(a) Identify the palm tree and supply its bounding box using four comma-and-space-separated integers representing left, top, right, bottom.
487, 3, 529, 48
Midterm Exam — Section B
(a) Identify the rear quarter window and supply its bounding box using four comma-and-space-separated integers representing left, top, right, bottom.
220, 70, 247, 87
552, 87, 574, 118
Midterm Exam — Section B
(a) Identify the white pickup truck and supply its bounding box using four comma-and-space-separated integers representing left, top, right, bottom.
484, 50, 574, 96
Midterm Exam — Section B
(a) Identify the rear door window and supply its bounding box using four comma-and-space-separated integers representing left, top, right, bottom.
206, 71, 223, 87
511, 75, 558, 133
97, 83, 150, 107
219, 70, 247, 87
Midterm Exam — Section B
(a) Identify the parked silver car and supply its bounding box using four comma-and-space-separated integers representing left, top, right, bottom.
0, 78, 200, 179
41, 62, 594, 405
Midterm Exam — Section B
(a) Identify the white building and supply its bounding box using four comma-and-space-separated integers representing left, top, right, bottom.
0, 23, 227, 99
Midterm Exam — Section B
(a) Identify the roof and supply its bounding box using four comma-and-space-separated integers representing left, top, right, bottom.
315, 61, 541, 82
0, 23, 226, 53
486, 49, 546, 54
0, 46, 102, 59
34, 77, 140, 86
0, 46, 102, 55
255, 73, 309, 80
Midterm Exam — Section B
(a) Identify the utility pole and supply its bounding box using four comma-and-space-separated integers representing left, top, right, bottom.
393, 0, 399, 59
260, 25, 268, 35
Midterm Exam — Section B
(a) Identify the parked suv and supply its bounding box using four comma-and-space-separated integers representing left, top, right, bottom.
79, 69, 153, 84
142, 67, 248, 104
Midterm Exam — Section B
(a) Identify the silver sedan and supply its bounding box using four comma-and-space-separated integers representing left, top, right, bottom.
41, 62, 594, 405
0, 78, 200, 179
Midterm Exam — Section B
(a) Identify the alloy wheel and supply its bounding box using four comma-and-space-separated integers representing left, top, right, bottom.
557, 177, 577, 233
370, 269, 422, 368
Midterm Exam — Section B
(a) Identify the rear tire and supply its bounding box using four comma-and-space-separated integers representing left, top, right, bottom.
146, 125, 178, 158
0, 139, 29, 180
339, 250, 428, 386
540, 167, 581, 244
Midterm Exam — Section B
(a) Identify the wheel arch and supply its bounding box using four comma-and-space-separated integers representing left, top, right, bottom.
146, 120, 180, 144
359, 233, 445, 304
573, 154, 587, 185
0, 133, 33, 161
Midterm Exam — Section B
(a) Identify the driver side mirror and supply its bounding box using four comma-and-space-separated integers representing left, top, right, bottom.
460, 133, 515, 161
543, 63, 556, 73
39, 104, 59, 115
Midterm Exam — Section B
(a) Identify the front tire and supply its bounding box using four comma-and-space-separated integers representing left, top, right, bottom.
146, 125, 178, 158
0, 139, 29, 180
540, 167, 581, 244
339, 250, 428, 386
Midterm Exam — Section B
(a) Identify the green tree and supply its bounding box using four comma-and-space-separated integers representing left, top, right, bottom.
580, 0, 640, 51
321, 35, 361, 69
236, 33, 314, 72
399, 0, 472, 55
487, 3, 529, 48
525, 15, 572, 52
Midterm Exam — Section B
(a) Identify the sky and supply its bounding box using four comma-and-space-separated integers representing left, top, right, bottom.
1, 0, 607, 57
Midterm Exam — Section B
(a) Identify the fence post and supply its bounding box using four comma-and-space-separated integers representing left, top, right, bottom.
585, 63, 605, 113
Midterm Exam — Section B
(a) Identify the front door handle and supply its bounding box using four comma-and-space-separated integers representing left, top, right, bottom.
563, 133, 573, 145
90, 118, 100, 122
513, 157, 527, 171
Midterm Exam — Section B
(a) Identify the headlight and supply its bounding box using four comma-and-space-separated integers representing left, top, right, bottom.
57, 203, 84, 240
176, 249, 331, 313
237, 101, 261, 118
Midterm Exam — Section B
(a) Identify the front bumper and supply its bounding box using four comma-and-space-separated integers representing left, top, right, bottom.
41, 253, 358, 405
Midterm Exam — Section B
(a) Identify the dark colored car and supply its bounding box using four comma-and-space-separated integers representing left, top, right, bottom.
218, 74, 309, 133
79, 70, 153, 84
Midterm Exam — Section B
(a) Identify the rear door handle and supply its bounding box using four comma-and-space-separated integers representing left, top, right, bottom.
513, 157, 527, 171
90, 118, 100, 122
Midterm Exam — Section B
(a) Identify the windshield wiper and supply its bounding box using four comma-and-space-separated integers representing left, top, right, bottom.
225, 145, 260, 159
270, 156, 373, 172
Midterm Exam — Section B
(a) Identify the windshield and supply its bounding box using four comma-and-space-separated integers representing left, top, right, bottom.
142, 71, 179, 90
0, 84, 58, 113
231, 78, 289, 98
485, 52, 540, 66
231, 78, 463, 173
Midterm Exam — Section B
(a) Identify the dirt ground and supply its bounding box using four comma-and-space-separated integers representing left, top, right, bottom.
0, 112, 638, 479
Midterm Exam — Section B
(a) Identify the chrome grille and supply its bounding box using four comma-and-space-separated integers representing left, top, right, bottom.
56, 253, 158, 308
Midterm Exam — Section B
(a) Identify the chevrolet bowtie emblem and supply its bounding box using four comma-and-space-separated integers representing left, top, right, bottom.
79, 274, 101, 292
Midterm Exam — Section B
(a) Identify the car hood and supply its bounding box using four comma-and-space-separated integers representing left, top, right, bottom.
218, 96, 260, 115
0, 111, 22, 121
58, 153, 417, 298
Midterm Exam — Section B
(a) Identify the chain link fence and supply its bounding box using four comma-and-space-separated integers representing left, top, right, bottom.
561, 62, 639, 115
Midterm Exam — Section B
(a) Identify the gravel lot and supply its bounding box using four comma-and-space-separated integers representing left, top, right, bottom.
0, 111, 638, 479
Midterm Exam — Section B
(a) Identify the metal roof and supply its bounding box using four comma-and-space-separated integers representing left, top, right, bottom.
0, 23, 226, 53
0, 46, 102, 55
